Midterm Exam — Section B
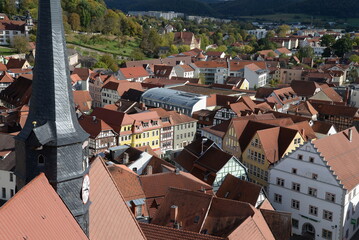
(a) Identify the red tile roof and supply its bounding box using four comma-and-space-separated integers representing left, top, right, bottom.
72, 68, 93, 81
102, 80, 144, 96
91, 108, 134, 133
0, 72, 13, 83
216, 174, 262, 206
313, 127, 359, 191
89, 157, 146, 240
108, 164, 146, 201
78, 115, 115, 138
140, 222, 225, 240
0, 173, 88, 240
119, 67, 149, 79
0, 20, 25, 31
73, 90, 92, 112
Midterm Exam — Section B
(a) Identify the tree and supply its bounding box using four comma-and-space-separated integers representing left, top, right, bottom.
332, 37, 353, 57
69, 13, 81, 31
322, 47, 332, 58
350, 55, 359, 63
96, 54, 118, 72
298, 46, 314, 59
320, 35, 335, 47
12, 36, 29, 53
276, 25, 290, 37
178, 45, 190, 53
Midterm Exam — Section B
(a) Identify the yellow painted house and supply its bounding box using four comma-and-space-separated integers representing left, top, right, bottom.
242, 127, 304, 188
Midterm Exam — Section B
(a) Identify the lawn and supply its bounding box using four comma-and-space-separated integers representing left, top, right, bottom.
0, 46, 18, 55
66, 34, 141, 57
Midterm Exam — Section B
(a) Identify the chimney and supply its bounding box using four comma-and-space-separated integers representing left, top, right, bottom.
146, 165, 153, 175
175, 168, 180, 175
349, 128, 353, 142
123, 152, 129, 165
170, 205, 178, 223
92, 116, 96, 122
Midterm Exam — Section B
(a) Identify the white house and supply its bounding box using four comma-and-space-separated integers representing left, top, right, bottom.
268, 127, 359, 240
244, 63, 268, 89
173, 64, 195, 78
248, 29, 268, 39
0, 133, 16, 201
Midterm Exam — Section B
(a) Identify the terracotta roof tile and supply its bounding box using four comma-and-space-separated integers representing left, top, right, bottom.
0, 72, 13, 83
89, 157, 146, 239
91, 108, 134, 133
102, 80, 144, 96
108, 164, 146, 201
216, 174, 262, 206
72, 68, 92, 81
119, 67, 149, 79
78, 115, 115, 138
140, 222, 225, 240
313, 127, 359, 191
73, 90, 92, 112
0, 173, 88, 240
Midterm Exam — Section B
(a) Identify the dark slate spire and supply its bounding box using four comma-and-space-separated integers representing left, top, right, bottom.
17, 0, 88, 144
15, 0, 90, 236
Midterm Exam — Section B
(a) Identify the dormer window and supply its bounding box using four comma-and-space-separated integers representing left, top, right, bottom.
38, 154, 45, 166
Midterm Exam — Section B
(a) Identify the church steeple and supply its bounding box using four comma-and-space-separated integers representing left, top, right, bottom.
15, 0, 90, 235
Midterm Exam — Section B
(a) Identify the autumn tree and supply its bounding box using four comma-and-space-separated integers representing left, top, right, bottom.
12, 36, 30, 53
69, 13, 81, 31
276, 25, 290, 37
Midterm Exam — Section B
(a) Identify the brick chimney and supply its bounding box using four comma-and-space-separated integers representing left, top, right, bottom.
123, 152, 129, 165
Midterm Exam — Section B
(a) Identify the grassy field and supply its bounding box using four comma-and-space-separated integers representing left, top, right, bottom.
66, 34, 141, 57
0, 47, 18, 55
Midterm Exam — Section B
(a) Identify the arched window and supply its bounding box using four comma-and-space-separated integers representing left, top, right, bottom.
38, 155, 45, 165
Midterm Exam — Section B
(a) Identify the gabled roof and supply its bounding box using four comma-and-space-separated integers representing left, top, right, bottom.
0, 75, 32, 107
73, 90, 92, 112
72, 68, 92, 81
140, 171, 212, 200
206, 94, 238, 107
287, 101, 318, 116
140, 222, 225, 240
320, 87, 343, 102
91, 108, 134, 133
89, 157, 146, 239
78, 115, 115, 138
154, 65, 174, 78
201, 120, 231, 138
0, 20, 25, 31
119, 67, 149, 79
311, 121, 335, 134
216, 174, 262, 206
108, 164, 146, 201
313, 128, 359, 191
0, 72, 12, 83
290, 80, 320, 97
0, 173, 88, 240
102, 80, 144, 96
310, 102, 359, 117
6, 58, 27, 69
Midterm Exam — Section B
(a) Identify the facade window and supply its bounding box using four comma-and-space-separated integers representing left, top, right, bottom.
10, 189, 14, 197
312, 173, 318, 180
276, 178, 284, 186
291, 199, 300, 210
2, 188, 5, 198
325, 192, 336, 203
292, 168, 297, 174
292, 218, 299, 229
309, 205, 318, 216
309, 157, 314, 163
274, 193, 282, 203
292, 182, 301, 192
297, 154, 303, 160
323, 210, 333, 221
9, 173, 13, 182
308, 187, 317, 197
38, 155, 45, 165
322, 229, 332, 240
135, 205, 142, 217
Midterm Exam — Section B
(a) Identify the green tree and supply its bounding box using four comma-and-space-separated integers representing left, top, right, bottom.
178, 45, 190, 53
332, 37, 353, 57
96, 54, 118, 72
298, 46, 314, 59
350, 55, 359, 63
12, 36, 29, 53
140, 28, 161, 57
320, 35, 336, 47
